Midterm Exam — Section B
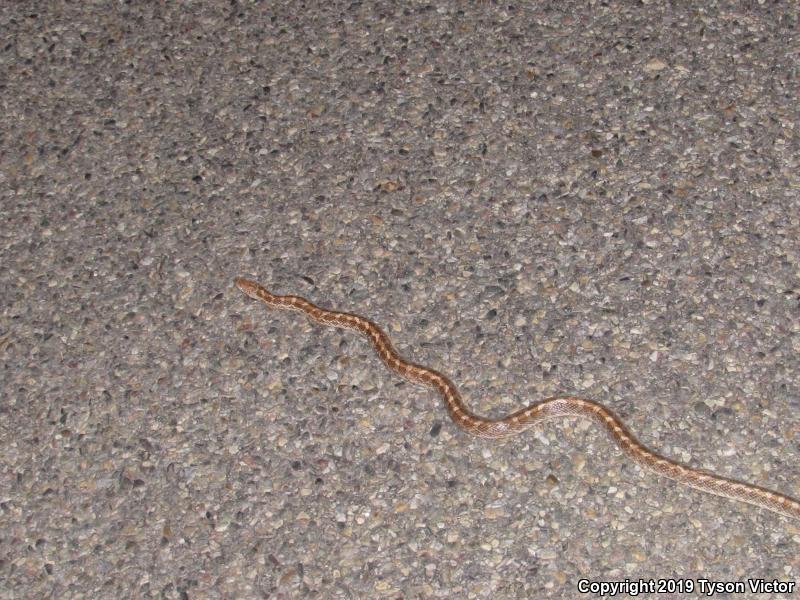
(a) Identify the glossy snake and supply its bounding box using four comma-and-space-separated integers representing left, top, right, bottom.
235, 277, 800, 520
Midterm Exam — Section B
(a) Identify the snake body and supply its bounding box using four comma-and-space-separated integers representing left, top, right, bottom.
235, 277, 800, 520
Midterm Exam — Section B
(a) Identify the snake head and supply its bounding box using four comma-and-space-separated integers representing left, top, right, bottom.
234, 277, 262, 299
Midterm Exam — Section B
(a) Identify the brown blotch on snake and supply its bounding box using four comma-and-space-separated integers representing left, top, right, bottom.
234, 277, 800, 520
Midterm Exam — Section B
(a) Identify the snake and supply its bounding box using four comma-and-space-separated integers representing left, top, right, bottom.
234, 277, 800, 520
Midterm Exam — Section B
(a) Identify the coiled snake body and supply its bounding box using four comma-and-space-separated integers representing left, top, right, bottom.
235, 277, 800, 520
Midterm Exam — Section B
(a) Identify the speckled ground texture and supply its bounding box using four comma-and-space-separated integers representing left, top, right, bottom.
2, 1, 800, 598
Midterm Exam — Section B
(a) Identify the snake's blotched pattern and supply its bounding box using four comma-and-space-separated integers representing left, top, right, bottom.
235, 277, 800, 520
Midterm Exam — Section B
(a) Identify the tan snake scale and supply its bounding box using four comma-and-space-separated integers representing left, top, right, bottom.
235, 277, 800, 520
